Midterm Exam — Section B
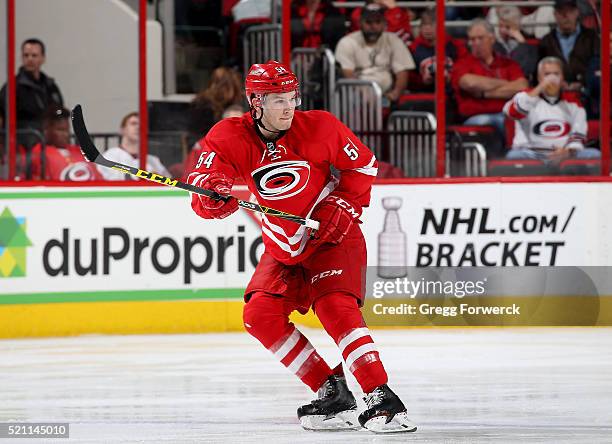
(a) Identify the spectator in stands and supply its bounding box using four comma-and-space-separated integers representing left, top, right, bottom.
335, 4, 415, 105
538, 0, 599, 91
451, 19, 528, 136
0, 38, 64, 148
24, 107, 102, 181
291, 0, 346, 50
585, 31, 611, 118
487, 2, 555, 40
493, 6, 539, 84
350, 0, 413, 47
189, 67, 244, 142
98, 112, 170, 181
409, 8, 468, 92
504, 56, 599, 161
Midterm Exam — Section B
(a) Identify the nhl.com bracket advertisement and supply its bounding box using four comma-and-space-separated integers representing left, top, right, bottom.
361, 183, 612, 327
1, 183, 612, 326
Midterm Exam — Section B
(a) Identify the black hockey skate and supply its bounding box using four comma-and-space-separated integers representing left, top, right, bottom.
297, 374, 360, 431
358, 384, 417, 433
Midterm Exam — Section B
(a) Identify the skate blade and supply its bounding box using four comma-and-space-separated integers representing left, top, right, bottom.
300, 409, 361, 431
362, 412, 417, 434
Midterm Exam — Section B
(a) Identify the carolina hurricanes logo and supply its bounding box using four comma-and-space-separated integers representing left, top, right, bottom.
60, 162, 97, 181
533, 120, 571, 138
251, 160, 310, 200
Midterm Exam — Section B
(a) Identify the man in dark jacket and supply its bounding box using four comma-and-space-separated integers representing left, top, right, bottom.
537, 0, 599, 91
0, 38, 64, 147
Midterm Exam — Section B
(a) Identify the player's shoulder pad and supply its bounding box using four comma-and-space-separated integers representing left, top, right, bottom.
293, 109, 338, 136
204, 114, 252, 145
291, 110, 341, 142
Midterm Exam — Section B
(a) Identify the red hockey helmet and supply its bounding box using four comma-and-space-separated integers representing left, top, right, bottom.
245, 60, 299, 102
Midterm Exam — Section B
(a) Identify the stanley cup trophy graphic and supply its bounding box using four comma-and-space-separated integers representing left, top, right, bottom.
377, 197, 408, 278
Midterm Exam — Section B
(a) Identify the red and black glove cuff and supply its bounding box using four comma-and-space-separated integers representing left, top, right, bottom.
309, 194, 362, 246
188, 172, 239, 219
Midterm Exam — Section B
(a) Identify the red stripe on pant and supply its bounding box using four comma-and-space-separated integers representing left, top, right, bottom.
243, 292, 332, 392
314, 292, 388, 394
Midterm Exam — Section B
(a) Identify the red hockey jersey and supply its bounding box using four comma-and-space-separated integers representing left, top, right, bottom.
189, 110, 378, 265
24, 143, 103, 181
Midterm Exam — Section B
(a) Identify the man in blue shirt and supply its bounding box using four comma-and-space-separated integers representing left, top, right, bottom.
537, 0, 599, 92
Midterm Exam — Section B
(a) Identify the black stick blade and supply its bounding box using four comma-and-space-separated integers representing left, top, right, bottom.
71, 104, 103, 164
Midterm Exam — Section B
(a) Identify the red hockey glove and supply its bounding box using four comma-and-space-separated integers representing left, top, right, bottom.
309, 194, 361, 246
189, 171, 239, 219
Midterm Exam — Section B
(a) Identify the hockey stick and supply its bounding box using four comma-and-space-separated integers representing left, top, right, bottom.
71, 105, 320, 230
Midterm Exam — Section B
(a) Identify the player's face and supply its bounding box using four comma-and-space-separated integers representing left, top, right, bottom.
260, 91, 298, 131
45, 119, 70, 147
22, 43, 45, 74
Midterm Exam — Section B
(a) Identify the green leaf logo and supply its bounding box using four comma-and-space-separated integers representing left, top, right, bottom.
0, 207, 33, 277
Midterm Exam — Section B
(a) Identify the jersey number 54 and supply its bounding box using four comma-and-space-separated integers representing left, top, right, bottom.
196, 151, 216, 169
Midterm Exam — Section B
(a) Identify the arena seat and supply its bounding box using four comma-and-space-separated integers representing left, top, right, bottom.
229, 17, 271, 62
559, 159, 601, 176
394, 93, 435, 114
397, 93, 435, 107
487, 159, 556, 176
448, 124, 504, 158
448, 125, 496, 137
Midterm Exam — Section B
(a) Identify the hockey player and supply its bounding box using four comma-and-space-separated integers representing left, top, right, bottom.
187, 60, 416, 433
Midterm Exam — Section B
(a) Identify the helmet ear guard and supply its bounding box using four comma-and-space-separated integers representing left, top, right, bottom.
247, 93, 263, 109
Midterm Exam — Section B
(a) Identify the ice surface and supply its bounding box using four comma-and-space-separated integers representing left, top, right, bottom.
1, 328, 611, 443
